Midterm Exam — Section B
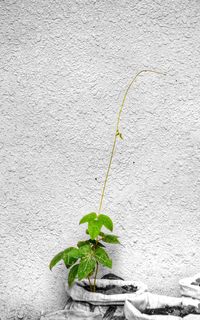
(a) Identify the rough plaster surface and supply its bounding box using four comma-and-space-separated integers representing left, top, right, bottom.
1, 0, 200, 317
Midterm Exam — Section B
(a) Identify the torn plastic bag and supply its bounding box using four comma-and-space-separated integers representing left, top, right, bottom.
179, 273, 200, 300
66, 278, 147, 305
124, 292, 200, 320
41, 275, 147, 319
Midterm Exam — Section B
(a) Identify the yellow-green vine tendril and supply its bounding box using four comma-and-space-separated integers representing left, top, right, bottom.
97, 69, 166, 215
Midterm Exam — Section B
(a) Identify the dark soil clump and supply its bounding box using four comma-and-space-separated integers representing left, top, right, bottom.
191, 278, 200, 286
101, 273, 124, 281
144, 305, 200, 317
80, 273, 137, 294
82, 284, 138, 295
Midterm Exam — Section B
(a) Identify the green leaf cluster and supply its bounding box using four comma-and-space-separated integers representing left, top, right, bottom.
49, 212, 120, 288
79, 212, 114, 239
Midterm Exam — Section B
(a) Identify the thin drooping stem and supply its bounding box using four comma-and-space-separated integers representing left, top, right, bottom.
91, 70, 165, 292
97, 69, 165, 214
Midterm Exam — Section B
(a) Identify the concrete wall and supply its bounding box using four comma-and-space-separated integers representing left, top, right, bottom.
1, 0, 200, 317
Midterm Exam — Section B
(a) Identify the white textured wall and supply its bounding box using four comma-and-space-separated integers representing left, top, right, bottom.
1, 0, 200, 316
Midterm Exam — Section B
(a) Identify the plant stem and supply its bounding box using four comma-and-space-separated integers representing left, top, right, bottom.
97, 69, 165, 214
92, 70, 165, 292
88, 277, 93, 292
93, 262, 99, 292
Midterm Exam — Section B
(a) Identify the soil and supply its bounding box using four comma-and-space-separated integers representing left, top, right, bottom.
101, 273, 124, 281
80, 273, 137, 295
144, 305, 200, 317
191, 278, 200, 286
83, 284, 138, 295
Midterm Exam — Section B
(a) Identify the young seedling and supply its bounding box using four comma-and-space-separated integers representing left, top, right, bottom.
49, 70, 165, 292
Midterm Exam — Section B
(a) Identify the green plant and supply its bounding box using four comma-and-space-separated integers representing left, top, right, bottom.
49, 70, 164, 292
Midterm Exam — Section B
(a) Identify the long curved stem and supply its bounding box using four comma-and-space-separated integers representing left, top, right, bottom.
97, 69, 165, 214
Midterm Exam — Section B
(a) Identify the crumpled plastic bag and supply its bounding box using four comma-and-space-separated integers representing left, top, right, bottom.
65, 298, 125, 319
179, 273, 200, 300
66, 278, 148, 305
124, 292, 200, 320
41, 298, 124, 320
42, 277, 147, 319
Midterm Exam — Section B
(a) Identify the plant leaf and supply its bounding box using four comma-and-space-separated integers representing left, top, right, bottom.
63, 247, 80, 267
49, 251, 63, 270
97, 242, 106, 248
101, 234, 120, 244
79, 212, 97, 225
98, 214, 113, 232
88, 220, 101, 240
116, 130, 123, 140
78, 244, 92, 256
95, 247, 112, 268
78, 257, 96, 280
63, 247, 81, 259
68, 264, 79, 287
77, 240, 90, 248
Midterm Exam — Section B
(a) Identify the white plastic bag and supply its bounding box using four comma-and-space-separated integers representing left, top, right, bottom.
65, 298, 125, 319
42, 278, 147, 319
179, 273, 200, 300
66, 278, 148, 305
124, 292, 200, 320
